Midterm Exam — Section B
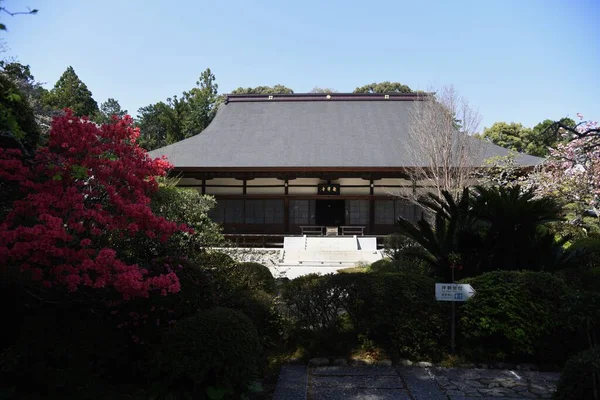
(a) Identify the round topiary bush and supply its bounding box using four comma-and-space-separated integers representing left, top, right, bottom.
554, 347, 600, 400
158, 307, 262, 393
197, 251, 236, 269
368, 258, 432, 275
223, 289, 282, 347
459, 271, 568, 363
230, 262, 276, 294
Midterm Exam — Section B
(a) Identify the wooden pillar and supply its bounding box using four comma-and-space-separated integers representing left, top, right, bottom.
369, 179, 375, 234
242, 179, 247, 195
201, 179, 206, 195
284, 197, 290, 233
284, 179, 290, 233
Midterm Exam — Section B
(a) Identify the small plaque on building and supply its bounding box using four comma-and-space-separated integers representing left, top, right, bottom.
318, 184, 340, 195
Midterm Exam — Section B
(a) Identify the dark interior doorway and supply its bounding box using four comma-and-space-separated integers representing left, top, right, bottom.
315, 200, 345, 226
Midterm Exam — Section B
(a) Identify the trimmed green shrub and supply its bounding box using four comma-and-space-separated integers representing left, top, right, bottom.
197, 251, 236, 269
346, 272, 447, 360
230, 262, 276, 294
459, 271, 568, 363
368, 258, 431, 275
281, 273, 350, 332
281, 272, 446, 360
554, 347, 600, 400
224, 289, 283, 348
157, 307, 262, 394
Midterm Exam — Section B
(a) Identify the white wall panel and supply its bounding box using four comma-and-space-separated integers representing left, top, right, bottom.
246, 187, 285, 195
205, 178, 241, 186
247, 178, 283, 186
288, 186, 318, 195
205, 186, 243, 195
336, 178, 371, 186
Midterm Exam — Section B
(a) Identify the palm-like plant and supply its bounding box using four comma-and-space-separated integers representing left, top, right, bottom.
396, 185, 566, 280
471, 185, 564, 271
396, 187, 483, 280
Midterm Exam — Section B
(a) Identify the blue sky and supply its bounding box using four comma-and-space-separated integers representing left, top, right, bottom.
2, 0, 598, 131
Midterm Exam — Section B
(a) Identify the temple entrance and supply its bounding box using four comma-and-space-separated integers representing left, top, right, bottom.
315, 200, 345, 226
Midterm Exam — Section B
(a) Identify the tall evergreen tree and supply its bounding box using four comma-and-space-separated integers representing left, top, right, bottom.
181, 68, 219, 137
230, 85, 294, 95
46, 66, 98, 117
354, 81, 412, 94
136, 68, 220, 150
95, 98, 127, 124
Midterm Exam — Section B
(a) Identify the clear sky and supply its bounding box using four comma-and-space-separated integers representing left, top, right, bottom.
1, 0, 598, 131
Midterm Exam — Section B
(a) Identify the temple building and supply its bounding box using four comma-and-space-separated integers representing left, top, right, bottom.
149, 93, 541, 240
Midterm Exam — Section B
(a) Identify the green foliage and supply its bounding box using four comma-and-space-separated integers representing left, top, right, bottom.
151, 185, 224, 254
136, 68, 219, 150
94, 98, 127, 124
367, 258, 431, 275
223, 289, 282, 348
106, 185, 223, 275
554, 347, 600, 400
197, 251, 236, 269
45, 66, 98, 117
459, 271, 568, 362
480, 122, 532, 154
281, 273, 348, 333
472, 185, 565, 271
529, 118, 576, 157
0, 72, 40, 149
230, 85, 294, 95
281, 273, 446, 360
567, 237, 600, 271
353, 81, 412, 93
475, 152, 527, 188
396, 187, 481, 280
396, 186, 566, 280
156, 307, 262, 395
478, 118, 578, 157
310, 87, 338, 93
349, 273, 447, 360
181, 68, 219, 137
227, 262, 276, 294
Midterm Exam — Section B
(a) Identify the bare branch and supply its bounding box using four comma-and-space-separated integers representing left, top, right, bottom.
397, 85, 483, 203
0, 7, 38, 17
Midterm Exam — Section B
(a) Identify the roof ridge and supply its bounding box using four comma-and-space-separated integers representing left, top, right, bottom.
224, 92, 431, 103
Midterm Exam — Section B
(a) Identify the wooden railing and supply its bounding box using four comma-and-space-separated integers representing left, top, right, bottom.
299, 226, 325, 236
341, 226, 366, 236
299, 225, 366, 236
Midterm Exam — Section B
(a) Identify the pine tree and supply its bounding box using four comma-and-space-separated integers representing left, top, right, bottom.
46, 66, 98, 117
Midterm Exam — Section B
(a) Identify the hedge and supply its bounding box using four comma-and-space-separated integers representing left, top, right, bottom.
156, 307, 262, 395
459, 271, 569, 363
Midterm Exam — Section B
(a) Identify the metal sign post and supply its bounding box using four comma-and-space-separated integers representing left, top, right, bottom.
435, 283, 476, 354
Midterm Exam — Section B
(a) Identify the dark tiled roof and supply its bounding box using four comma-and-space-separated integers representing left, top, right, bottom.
148, 93, 543, 168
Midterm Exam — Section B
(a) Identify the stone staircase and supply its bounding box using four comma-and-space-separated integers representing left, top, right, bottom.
278, 236, 383, 279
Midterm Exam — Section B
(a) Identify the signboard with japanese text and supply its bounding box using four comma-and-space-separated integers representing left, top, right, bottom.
318, 184, 340, 195
435, 283, 476, 302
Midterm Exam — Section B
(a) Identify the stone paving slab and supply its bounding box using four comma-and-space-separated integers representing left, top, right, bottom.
311, 387, 412, 400
311, 375, 404, 389
429, 367, 558, 399
274, 364, 560, 400
272, 365, 308, 400
311, 365, 398, 376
